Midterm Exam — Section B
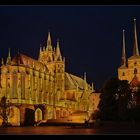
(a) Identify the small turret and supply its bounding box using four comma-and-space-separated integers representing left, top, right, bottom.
56, 39, 62, 61
1, 58, 4, 66
46, 31, 53, 51
84, 72, 87, 91
63, 57, 65, 63
6, 48, 11, 65
91, 82, 94, 91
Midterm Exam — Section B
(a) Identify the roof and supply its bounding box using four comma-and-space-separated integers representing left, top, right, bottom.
128, 55, 140, 60
11, 53, 49, 72
119, 65, 128, 69
65, 72, 86, 90
130, 75, 140, 87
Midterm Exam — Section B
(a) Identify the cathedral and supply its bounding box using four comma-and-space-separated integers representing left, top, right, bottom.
0, 32, 94, 126
118, 19, 140, 107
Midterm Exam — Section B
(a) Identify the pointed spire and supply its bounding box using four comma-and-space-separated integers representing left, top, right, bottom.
38, 45, 42, 60
6, 48, 11, 65
63, 57, 65, 63
47, 31, 53, 51
84, 72, 87, 82
40, 44, 42, 53
56, 39, 60, 50
133, 18, 139, 56
84, 72, 87, 91
92, 83, 94, 91
43, 46, 45, 51
56, 39, 62, 61
8, 48, 11, 58
57, 38, 59, 46
47, 31, 52, 46
33, 61, 35, 69
121, 29, 126, 66
1, 58, 4, 66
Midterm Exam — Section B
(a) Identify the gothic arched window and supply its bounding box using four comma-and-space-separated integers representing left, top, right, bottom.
134, 68, 137, 74
134, 62, 137, 66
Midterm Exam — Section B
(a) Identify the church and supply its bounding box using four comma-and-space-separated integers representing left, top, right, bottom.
118, 19, 140, 108
0, 32, 94, 126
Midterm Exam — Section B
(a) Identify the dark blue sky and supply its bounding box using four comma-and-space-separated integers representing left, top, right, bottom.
0, 5, 140, 90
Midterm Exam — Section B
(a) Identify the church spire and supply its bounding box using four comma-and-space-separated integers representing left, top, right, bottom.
38, 44, 42, 60
133, 18, 139, 56
6, 48, 11, 65
8, 48, 11, 58
84, 72, 87, 91
121, 29, 126, 66
40, 45, 42, 53
56, 39, 62, 61
84, 72, 87, 82
91, 82, 94, 91
1, 58, 4, 66
47, 31, 53, 51
63, 56, 65, 63
47, 31, 51, 46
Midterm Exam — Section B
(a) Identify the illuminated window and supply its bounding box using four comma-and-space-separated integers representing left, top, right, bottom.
122, 72, 125, 76
21, 74, 25, 99
12, 74, 17, 98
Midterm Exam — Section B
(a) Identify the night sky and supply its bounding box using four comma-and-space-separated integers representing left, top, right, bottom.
0, 5, 140, 90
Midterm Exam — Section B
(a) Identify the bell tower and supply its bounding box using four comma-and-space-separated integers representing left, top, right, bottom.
54, 39, 65, 101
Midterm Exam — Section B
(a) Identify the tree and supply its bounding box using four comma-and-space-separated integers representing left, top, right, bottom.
98, 78, 131, 121
117, 80, 131, 120
98, 78, 120, 121
0, 96, 11, 127
128, 88, 140, 121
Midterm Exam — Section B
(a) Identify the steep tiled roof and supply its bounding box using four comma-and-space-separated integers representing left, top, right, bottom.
65, 72, 92, 91
130, 75, 140, 87
65, 72, 85, 90
11, 53, 49, 72
128, 55, 140, 60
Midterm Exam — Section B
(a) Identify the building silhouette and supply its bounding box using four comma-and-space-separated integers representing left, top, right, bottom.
0, 32, 94, 126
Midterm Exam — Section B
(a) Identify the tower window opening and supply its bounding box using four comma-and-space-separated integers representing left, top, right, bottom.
122, 72, 125, 76
134, 62, 137, 66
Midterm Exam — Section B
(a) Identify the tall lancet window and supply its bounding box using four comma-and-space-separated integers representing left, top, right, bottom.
122, 72, 125, 76
12, 72, 17, 98
21, 73, 25, 99
134, 68, 138, 74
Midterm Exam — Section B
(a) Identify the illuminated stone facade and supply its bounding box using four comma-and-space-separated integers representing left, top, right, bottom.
0, 32, 94, 126
118, 19, 140, 83
118, 19, 140, 108
89, 91, 100, 112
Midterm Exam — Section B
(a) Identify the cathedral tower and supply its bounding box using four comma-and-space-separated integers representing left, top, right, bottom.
54, 39, 65, 102
118, 19, 140, 82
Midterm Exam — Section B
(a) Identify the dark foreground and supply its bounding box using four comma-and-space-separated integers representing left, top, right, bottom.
1, 122, 140, 135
